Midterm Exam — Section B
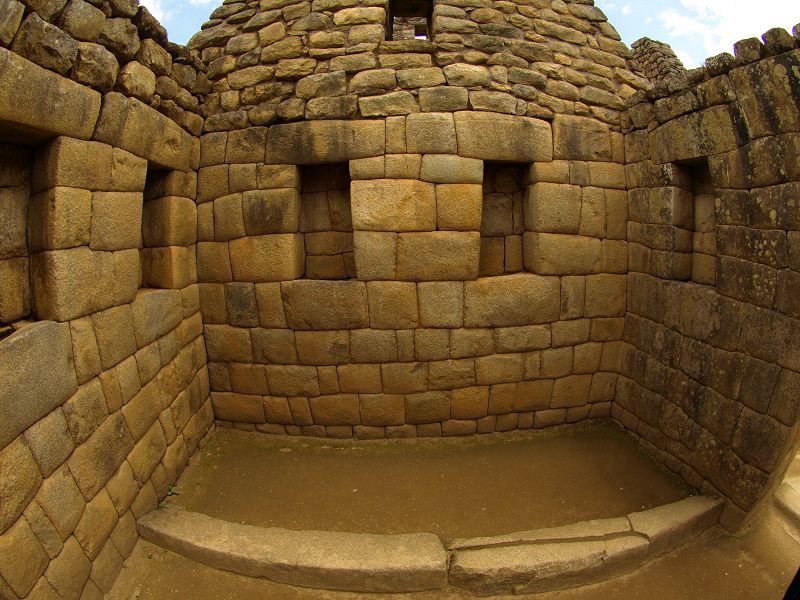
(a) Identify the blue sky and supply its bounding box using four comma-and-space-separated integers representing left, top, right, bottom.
141, 0, 800, 69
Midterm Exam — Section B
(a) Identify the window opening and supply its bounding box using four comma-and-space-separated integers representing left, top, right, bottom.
388, 0, 433, 41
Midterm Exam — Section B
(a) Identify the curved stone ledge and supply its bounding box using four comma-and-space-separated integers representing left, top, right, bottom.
137, 495, 722, 595
137, 505, 449, 593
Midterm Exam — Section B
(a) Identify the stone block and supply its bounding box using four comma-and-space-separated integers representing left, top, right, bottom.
31, 247, 116, 320
550, 374, 593, 408
454, 112, 553, 162
211, 392, 266, 423
406, 113, 457, 154
495, 325, 551, 353
464, 273, 560, 327
436, 184, 483, 231
428, 359, 475, 390
197, 242, 233, 283
525, 183, 582, 234
475, 354, 525, 385
405, 392, 450, 424
93, 93, 194, 171
350, 329, 398, 363
267, 365, 320, 397
450, 329, 494, 359
360, 394, 405, 426
337, 364, 382, 393
0, 322, 77, 449
585, 274, 627, 317
295, 330, 350, 365
0, 258, 29, 323
127, 421, 167, 484
396, 232, 480, 281
353, 231, 397, 280
282, 280, 368, 329
229, 234, 305, 281
420, 154, 483, 184
418, 86, 469, 112
349, 156, 385, 180
415, 329, 450, 361
552, 115, 611, 161
254, 283, 288, 328
131, 289, 183, 348
309, 394, 360, 425
359, 91, 419, 117
649, 105, 742, 164
367, 281, 418, 329
381, 362, 428, 394
62, 379, 108, 445
242, 188, 301, 235
74, 488, 117, 560
23, 408, 74, 479
204, 324, 253, 363
27, 187, 92, 252
524, 233, 602, 275
351, 179, 436, 232
417, 281, 464, 328
0, 517, 49, 597
0, 48, 101, 142
265, 120, 384, 164
142, 196, 197, 247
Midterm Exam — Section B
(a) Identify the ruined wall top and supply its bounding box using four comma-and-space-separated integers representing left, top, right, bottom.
192, 0, 651, 133
0, 0, 207, 137
630, 37, 685, 83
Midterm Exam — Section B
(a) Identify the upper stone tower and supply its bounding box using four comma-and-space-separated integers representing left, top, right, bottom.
189, 0, 650, 132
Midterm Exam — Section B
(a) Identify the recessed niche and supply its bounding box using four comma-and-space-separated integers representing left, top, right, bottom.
300, 163, 355, 280
479, 163, 526, 277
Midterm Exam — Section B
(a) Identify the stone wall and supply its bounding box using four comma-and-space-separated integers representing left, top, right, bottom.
0, 11, 211, 595
630, 38, 685, 83
193, 0, 650, 131
196, 111, 628, 438
616, 28, 800, 529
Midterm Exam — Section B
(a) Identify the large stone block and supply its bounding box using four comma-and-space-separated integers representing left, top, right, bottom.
396, 232, 481, 281
454, 112, 553, 162
211, 392, 266, 423
27, 187, 93, 252
141, 246, 196, 289
524, 183, 582, 234
142, 196, 197, 247
585, 274, 627, 317
93, 92, 196, 171
0, 322, 77, 449
131, 289, 183, 347
90, 191, 143, 250
242, 189, 301, 235
351, 179, 436, 232
353, 231, 397, 280
0, 47, 101, 142
552, 115, 611, 161
464, 273, 560, 327
436, 184, 483, 231
0, 257, 29, 324
229, 234, 305, 281
309, 394, 360, 425
0, 437, 42, 535
296, 330, 350, 365
523, 233, 602, 275
282, 280, 369, 329
420, 154, 483, 184
367, 281, 418, 329
31, 247, 116, 321
265, 120, 385, 164
649, 105, 743, 165
68, 412, 134, 499
33, 137, 113, 193
405, 113, 457, 154
0, 516, 48, 597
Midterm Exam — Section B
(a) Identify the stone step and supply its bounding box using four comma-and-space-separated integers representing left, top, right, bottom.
137, 505, 449, 593
775, 479, 800, 529
448, 495, 723, 596
138, 496, 723, 596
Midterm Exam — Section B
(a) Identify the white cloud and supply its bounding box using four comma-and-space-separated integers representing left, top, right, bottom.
674, 48, 700, 69
621, 5, 631, 16
139, 0, 169, 22
659, 0, 800, 59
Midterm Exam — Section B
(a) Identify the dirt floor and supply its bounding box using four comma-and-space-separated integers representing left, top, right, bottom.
169, 421, 691, 542
110, 502, 800, 600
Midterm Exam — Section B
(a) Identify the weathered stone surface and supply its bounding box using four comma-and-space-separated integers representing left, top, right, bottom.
420, 154, 483, 183
282, 280, 368, 329
649, 105, 743, 164
139, 506, 448, 592
229, 234, 305, 281
524, 233, 602, 275
552, 115, 611, 161
628, 496, 723, 556
0, 516, 49, 597
11, 14, 78, 75
0, 47, 101, 141
406, 113, 457, 154
265, 120, 384, 164
0, 438, 42, 534
44, 535, 91, 598
351, 179, 436, 232
0, 322, 77, 449
396, 232, 481, 281
455, 112, 553, 162
464, 274, 560, 327
67, 412, 134, 499
359, 91, 419, 117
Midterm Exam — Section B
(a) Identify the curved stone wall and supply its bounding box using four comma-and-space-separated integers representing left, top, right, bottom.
193, 0, 649, 131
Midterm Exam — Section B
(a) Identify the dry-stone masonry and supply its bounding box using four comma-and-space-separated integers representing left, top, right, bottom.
0, 0, 799, 595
